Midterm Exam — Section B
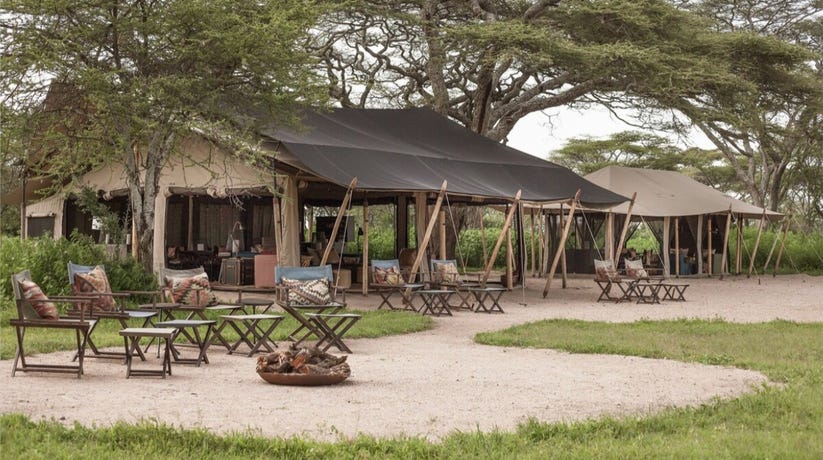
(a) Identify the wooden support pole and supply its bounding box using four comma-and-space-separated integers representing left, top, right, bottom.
439, 209, 446, 260
407, 181, 448, 289
361, 200, 369, 295
481, 190, 522, 287
773, 216, 790, 276
543, 191, 580, 297
697, 214, 704, 276
674, 217, 680, 277
707, 215, 713, 276
747, 210, 767, 278
273, 189, 284, 261
480, 207, 488, 268
605, 212, 615, 263
763, 217, 788, 272
736, 218, 743, 274
321, 178, 357, 266
187, 195, 194, 250
662, 216, 671, 277
506, 226, 514, 289
538, 205, 546, 275
720, 207, 732, 279
560, 206, 568, 288
529, 208, 536, 277
613, 192, 637, 264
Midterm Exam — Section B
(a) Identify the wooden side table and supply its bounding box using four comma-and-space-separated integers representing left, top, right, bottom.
119, 328, 175, 378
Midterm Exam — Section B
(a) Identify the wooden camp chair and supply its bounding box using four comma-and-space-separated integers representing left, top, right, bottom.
369, 259, 422, 310
64, 262, 157, 360
275, 265, 360, 353
428, 259, 479, 310
10, 270, 95, 378
593, 259, 635, 303
158, 266, 284, 354
69, 262, 159, 324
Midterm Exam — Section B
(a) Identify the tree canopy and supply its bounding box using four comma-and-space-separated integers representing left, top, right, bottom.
1, 0, 326, 268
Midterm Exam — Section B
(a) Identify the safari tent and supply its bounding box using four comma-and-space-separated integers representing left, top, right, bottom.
581, 166, 783, 277
10, 108, 628, 283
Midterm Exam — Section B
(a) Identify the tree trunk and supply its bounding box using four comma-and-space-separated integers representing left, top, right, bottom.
125, 126, 175, 273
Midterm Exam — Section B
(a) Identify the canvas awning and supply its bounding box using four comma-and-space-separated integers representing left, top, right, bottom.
258, 108, 628, 206
584, 166, 782, 220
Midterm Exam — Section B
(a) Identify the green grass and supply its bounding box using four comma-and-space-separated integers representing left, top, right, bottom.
2, 318, 822, 458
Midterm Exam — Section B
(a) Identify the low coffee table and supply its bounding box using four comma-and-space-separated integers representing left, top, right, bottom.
154, 319, 216, 367
414, 290, 454, 316
468, 287, 507, 313
119, 328, 175, 378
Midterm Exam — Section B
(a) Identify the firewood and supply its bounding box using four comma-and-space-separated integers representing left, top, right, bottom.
257, 346, 349, 376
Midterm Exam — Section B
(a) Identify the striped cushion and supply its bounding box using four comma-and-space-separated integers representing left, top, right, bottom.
166, 273, 216, 307
20, 280, 59, 320
73, 265, 116, 312
282, 278, 332, 305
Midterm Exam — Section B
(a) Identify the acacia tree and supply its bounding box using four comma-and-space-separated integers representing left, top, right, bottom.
551, 131, 729, 181
1, 0, 325, 270
311, 0, 794, 254
640, 0, 822, 213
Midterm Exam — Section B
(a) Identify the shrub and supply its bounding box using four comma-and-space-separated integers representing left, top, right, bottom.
0, 233, 155, 301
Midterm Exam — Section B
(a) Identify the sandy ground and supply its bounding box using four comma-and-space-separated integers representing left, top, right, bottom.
1, 274, 821, 441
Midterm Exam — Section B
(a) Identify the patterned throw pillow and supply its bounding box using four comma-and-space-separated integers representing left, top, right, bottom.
434, 261, 459, 284
73, 266, 117, 312
594, 259, 620, 282
625, 259, 649, 279
166, 273, 217, 307
373, 266, 403, 286
20, 280, 59, 320
282, 278, 332, 305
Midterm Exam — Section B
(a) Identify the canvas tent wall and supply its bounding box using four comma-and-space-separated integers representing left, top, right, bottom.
582, 166, 782, 276
19, 136, 287, 273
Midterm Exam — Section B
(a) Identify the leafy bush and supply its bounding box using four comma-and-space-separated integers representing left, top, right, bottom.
730, 227, 823, 274
0, 233, 155, 301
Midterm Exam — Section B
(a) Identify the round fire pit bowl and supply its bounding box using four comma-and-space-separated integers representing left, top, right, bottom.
257, 370, 349, 386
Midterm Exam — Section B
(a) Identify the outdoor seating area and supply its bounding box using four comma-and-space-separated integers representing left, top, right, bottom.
594, 258, 690, 304
5, 273, 817, 444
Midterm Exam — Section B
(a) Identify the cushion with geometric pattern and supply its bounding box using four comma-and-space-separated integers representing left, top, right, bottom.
434, 261, 460, 284
594, 259, 621, 282
166, 272, 217, 307
20, 279, 60, 320
625, 259, 649, 279
73, 265, 117, 312
282, 278, 332, 305
373, 265, 403, 286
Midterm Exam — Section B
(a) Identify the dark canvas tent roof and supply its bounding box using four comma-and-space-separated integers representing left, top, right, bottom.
258, 108, 627, 205
585, 166, 782, 220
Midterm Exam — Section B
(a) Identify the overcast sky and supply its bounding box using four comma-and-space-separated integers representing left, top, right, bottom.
505, 107, 715, 160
